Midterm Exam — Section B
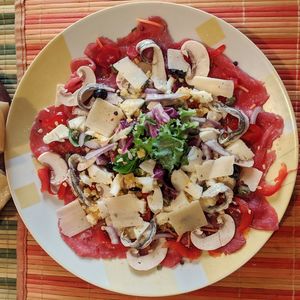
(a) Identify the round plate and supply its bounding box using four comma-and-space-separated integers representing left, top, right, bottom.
5, 2, 298, 296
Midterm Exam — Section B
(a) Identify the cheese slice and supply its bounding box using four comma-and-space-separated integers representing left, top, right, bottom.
135, 177, 154, 193
165, 191, 189, 212
119, 98, 145, 117
68, 116, 86, 131
184, 182, 203, 199
57, 200, 91, 237
139, 159, 156, 175
195, 156, 235, 180
105, 194, 145, 229
87, 165, 113, 185
147, 187, 163, 213
85, 100, 124, 137
42, 124, 69, 144
226, 139, 254, 161
167, 49, 189, 72
191, 76, 234, 98
171, 169, 189, 191
240, 167, 263, 192
167, 201, 207, 236
113, 57, 148, 90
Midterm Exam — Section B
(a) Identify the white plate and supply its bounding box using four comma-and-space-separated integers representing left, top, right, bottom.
5, 2, 298, 296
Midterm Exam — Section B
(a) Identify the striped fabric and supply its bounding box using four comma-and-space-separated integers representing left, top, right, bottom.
0, 0, 18, 299
10, 0, 300, 299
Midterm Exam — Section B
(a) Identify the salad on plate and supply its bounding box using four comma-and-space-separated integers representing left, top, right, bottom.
30, 17, 288, 271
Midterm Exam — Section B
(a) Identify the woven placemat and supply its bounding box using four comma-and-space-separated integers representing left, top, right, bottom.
14, 0, 300, 299
0, 0, 18, 299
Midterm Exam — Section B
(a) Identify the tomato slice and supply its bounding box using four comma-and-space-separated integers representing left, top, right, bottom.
37, 167, 54, 195
235, 198, 253, 233
241, 124, 263, 145
166, 240, 201, 260
258, 163, 288, 196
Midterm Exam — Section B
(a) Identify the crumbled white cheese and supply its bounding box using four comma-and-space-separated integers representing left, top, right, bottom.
147, 187, 163, 213
135, 177, 154, 193
190, 89, 213, 103
68, 116, 86, 131
167, 49, 189, 72
110, 174, 123, 196
43, 124, 69, 144
87, 165, 113, 185
207, 111, 222, 122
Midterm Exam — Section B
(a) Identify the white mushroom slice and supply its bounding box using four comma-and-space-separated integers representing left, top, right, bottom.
191, 76, 234, 98
136, 39, 167, 91
171, 169, 189, 191
77, 65, 96, 86
181, 40, 210, 83
139, 159, 156, 175
200, 183, 233, 213
207, 111, 223, 122
167, 49, 189, 72
57, 200, 92, 237
113, 56, 148, 90
38, 152, 68, 186
119, 98, 145, 118
182, 146, 203, 173
191, 214, 235, 251
87, 164, 113, 185
147, 187, 163, 213
240, 167, 263, 192
55, 66, 96, 107
126, 238, 168, 271
42, 124, 69, 144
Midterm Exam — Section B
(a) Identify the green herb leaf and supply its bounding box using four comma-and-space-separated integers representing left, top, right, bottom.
178, 108, 197, 119
113, 151, 139, 174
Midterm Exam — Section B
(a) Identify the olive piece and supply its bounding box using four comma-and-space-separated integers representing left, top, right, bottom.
93, 88, 108, 99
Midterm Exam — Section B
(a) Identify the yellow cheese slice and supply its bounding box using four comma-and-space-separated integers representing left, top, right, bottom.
85, 100, 124, 137
105, 194, 145, 229
195, 156, 235, 180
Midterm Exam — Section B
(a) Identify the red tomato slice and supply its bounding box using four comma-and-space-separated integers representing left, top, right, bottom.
166, 240, 201, 260
258, 163, 288, 196
235, 198, 253, 233
37, 167, 54, 195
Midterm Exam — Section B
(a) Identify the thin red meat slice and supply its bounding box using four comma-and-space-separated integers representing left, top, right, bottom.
30, 105, 83, 158
208, 50, 269, 111
64, 74, 83, 93
247, 192, 279, 231
60, 223, 127, 259
252, 112, 284, 172
215, 231, 246, 255
70, 57, 96, 73
160, 247, 182, 268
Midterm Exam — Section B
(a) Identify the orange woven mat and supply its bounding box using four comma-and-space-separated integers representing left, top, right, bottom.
15, 1, 300, 299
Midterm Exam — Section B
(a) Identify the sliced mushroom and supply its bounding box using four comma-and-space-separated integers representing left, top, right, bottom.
190, 214, 235, 251
126, 238, 167, 271
181, 40, 210, 84
136, 39, 167, 92
200, 183, 233, 213
38, 152, 68, 186
77, 83, 115, 111
121, 219, 157, 249
55, 66, 96, 107
212, 102, 249, 145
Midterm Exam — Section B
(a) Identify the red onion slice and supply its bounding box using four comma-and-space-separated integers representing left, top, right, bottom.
101, 226, 119, 245
85, 143, 116, 160
250, 106, 262, 124
205, 140, 230, 156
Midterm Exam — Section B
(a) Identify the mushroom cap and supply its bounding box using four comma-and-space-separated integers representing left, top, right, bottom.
181, 40, 210, 82
37, 152, 68, 186
126, 238, 168, 271
190, 214, 235, 251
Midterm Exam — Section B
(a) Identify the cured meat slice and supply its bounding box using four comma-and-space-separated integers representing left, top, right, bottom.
60, 223, 127, 259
